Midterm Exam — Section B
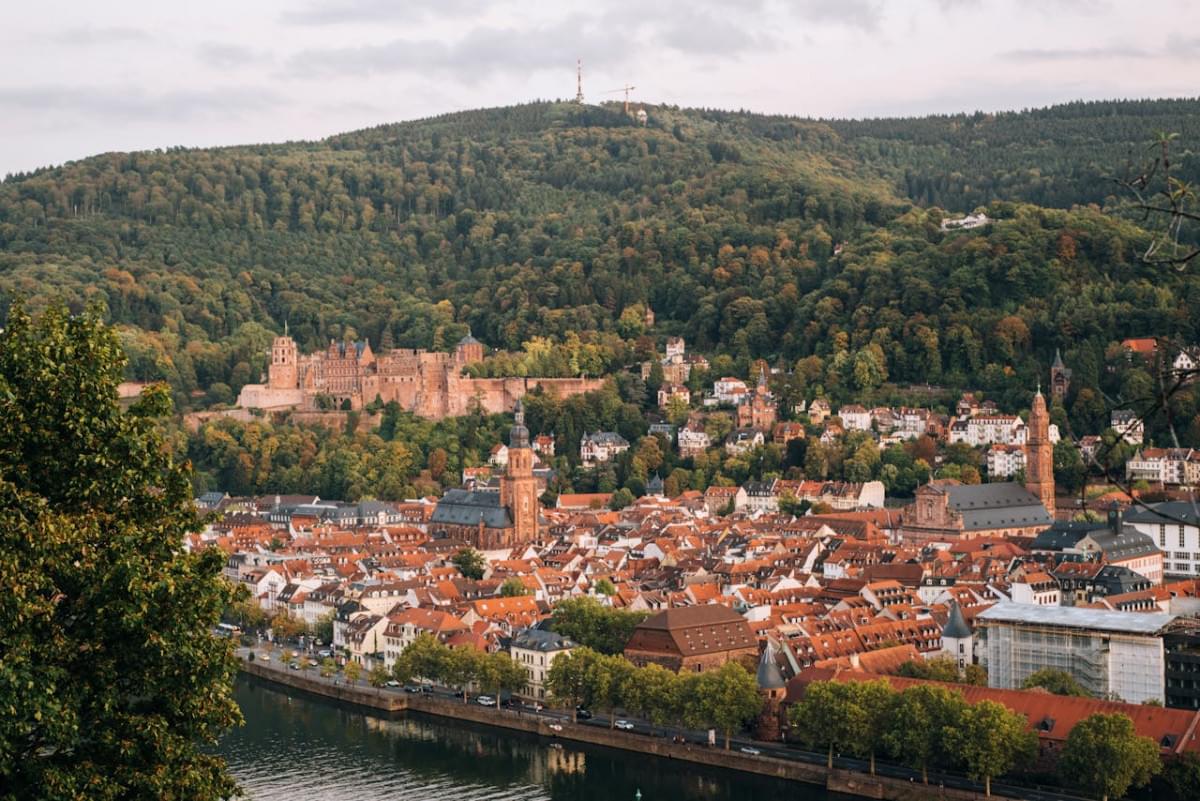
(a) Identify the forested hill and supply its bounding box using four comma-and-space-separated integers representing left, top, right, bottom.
0, 98, 1197, 409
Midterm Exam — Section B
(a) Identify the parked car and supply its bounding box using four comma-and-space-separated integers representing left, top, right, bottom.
614, 720, 635, 731
575, 707, 593, 720
739, 747, 761, 756
385, 680, 401, 688
548, 723, 563, 732
420, 684, 433, 694
289, 662, 300, 671
307, 659, 319, 667
404, 685, 422, 694
318, 649, 333, 658
476, 696, 495, 706
258, 653, 270, 661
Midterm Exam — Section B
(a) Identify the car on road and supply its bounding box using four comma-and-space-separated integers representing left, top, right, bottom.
307, 659, 319, 667
548, 723, 563, 732
614, 720, 635, 731
317, 649, 333, 658
258, 653, 270, 661
739, 747, 761, 756
575, 706, 592, 720
404, 685, 422, 693
476, 696, 495, 706
289, 662, 300, 670
385, 680, 401, 688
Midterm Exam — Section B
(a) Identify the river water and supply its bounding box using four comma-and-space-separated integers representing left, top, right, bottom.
218, 677, 834, 801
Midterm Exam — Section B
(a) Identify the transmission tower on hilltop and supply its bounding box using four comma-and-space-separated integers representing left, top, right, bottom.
575, 59, 584, 104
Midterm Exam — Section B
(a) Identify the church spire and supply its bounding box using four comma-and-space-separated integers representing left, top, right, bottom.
509, 398, 530, 449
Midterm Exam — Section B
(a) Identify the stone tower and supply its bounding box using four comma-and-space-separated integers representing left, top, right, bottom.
1025, 387, 1056, 516
268, 332, 298, 390
941, 600, 974, 670
753, 639, 787, 741
501, 399, 539, 543
1050, 349, 1072, 401
455, 330, 485, 366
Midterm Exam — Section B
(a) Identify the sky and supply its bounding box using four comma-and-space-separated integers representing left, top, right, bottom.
2, 0, 1198, 177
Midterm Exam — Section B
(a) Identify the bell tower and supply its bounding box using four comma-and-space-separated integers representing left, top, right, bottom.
1025, 387, 1056, 516
501, 399, 539, 543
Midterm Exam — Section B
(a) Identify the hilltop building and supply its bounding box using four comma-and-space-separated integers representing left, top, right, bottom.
1050, 349, 1072, 400
237, 332, 603, 420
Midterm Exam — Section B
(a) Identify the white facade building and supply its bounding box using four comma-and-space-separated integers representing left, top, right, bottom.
1125, 502, 1200, 577
977, 603, 1176, 704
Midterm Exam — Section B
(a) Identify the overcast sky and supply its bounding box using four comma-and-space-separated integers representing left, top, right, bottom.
2, 0, 1198, 177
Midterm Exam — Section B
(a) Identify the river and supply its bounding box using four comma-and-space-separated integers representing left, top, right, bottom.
218, 677, 836, 801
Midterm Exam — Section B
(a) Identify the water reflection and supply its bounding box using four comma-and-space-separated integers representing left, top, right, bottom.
219, 677, 833, 801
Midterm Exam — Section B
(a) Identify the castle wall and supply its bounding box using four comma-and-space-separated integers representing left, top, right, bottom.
239, 338, 607, 421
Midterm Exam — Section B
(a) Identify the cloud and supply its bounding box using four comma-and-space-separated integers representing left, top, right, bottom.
197, 43, 266, 69
280, 0, 471, 25
0, 85, 284, 121
49, 26, 151, 46
655, 12, 778, 55
789, 0, 885, 32
288, 16, 636, 80
999, 45, 1150, 61
1165, 34, 1200, 57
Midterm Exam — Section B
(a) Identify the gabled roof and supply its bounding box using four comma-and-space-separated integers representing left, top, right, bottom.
430, 489, 513, 529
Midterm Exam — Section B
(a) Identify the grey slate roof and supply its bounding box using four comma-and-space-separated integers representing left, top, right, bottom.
510, 628, 576, 652
942, 601, 973, 639
977, 602, 1176, 635
1124, 501, 1200, 526
945, 482, 1053, 531
430, 489, 513, 529
1082, 527, 1160, 562
1032, 520, 1109, 551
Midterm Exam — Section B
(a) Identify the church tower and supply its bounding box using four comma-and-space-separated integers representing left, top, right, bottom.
501, 399, 539, 543
1025, 387, 1056, 516
268, 331, 298, 390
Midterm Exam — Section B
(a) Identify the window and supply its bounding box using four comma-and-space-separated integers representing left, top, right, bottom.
1161, 524, 1167, 547
1181, 526, 1188, 548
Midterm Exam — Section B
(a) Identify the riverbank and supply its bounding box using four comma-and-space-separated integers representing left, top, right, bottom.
239, 659, 1015, 801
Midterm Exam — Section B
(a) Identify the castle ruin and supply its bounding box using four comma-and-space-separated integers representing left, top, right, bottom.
236, 332, 605, 421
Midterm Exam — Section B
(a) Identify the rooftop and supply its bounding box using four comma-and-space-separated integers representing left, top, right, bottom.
977, 602, 1176, 635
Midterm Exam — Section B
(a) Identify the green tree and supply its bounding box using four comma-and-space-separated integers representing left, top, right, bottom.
550, 597, 648, 655
546, 648, 597, 722
1059, 713, 1162, 801
476, 652, 527, 707
442, 647, 481, 703
699, 662, 763, 750
0, 304, 241, 801
623, 663, 679, 736
313, 612, 335, 644
319, 658, 337, 678
789, 680, 868, 768
269, 612, 307, 641
946, 700, 1037, 796
499, 577, 530, 597
1021, 668, 1090, 697
593, 578, 617, 596
367, 665, 390, 687
854, 679, 895, 775
1158, 751, 1200, 801
451, 548, 486, 580
343, 661, 362, 683
586, 654, 635, 729
883, 684, 968, 783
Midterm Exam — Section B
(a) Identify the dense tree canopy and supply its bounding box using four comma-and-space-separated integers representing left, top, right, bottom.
0, 305, 240, 800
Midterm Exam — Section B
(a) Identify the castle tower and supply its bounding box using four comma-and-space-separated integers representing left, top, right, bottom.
501, 399, 539, 544
1050, 349, 1072, 401
941, 600, 974, 670
1025, 387, 1056, 516
455, 330, 485, 366
268, 333, 298, 390
753, 639, 787, 741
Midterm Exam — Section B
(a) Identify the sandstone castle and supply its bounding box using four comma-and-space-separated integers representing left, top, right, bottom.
236, 331, 604, 420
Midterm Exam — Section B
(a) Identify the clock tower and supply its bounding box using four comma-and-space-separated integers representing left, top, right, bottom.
501, 399, 539, 543
1025, 387, 1056, 517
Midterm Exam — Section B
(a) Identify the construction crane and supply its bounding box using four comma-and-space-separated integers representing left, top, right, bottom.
604, 85, 636, 115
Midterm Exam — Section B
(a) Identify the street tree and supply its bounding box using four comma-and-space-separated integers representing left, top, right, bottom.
367, 665, 390, 688
546, 648, 597, 721
1058, 713, 1162, 801
0, 303, 241, 800
585, 654, 635, 728
853, 679, 895, 774
883, 684, 968, 783
343, 661, 362, 683
623, 663, 679, 736
443, 648, 481, 702
700, 662, 763, 750
477, 652, 527, 707
789, 680, 868, 768
946, 700, 1037, 796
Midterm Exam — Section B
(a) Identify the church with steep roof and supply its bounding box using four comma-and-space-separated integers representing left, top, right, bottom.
429, 400, 540, 549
